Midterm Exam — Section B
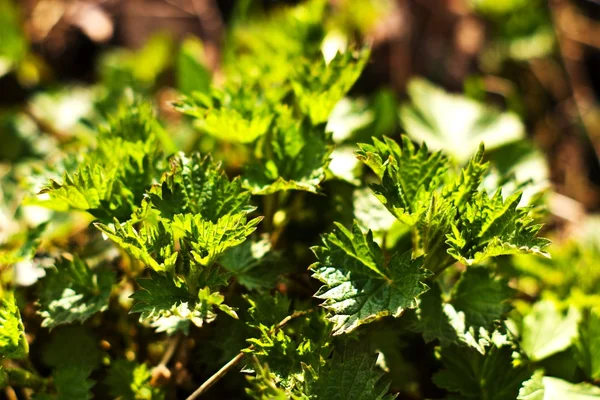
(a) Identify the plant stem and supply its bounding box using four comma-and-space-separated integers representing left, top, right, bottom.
160, 333, 183, 368
5, 366, 47, 391
151, 332, 183, 385
185, 309, 314, 400
263, 192, 279, 233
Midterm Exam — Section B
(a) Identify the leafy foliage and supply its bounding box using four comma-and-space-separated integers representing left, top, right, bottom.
1, 1, 592, 398
243, 110, 333, 194
37, 100, 162, 221
399, 78, 525, 163
311, 222, 428, 334
518, 371, 600, 399
520, 301, 580, 362
105, 360, 165, 400
95, 220, 178, 274
0, 292, 28, 359
357, 135, 549, 271
292, 48, 370, 124
174, 84, 274, 144
148, 152, 252, 221
433, 341, 531, 399
304, 343, 397, 400
129, 271, 236, 335
37, 256, 115, 328
219, 236, 284, 290
40, 326, 103, 399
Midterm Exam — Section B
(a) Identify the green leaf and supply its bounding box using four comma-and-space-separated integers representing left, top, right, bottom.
99, 32, 173, 90
176, 36, 211, 96
521, 300, 580, 362
416, 282, 460, 345
43, 326, 102, 381
306, 342, 396, 400
575, 308, 600, 381
243, 111, 333, 195
519, 371, 600, 400
291, 48, 369, 125
245, 359, 295, 400
433, 342, 530, 400
0, 0, 27, 78
356, 136, 448, 225
311, 221, 428, 335
446, 190, 551, 265
174, 212, 263, 268
415, 281, 510, 352
0, 222, 48, 265
244, 294, 331, 392
399, 78, 525, 164
148, 152, 252, 221
219, 236, 284, 290
53, 366, 95, 400
0, 292, 28, 359
95, 220, 178, 274
174, 84, 273, 144
450, 267, 514, 329
38, 101, 161, 221
37, 256, 115, 328
105, 359, 165, 400
130, 270, 194, 334
130, 271, 235, 335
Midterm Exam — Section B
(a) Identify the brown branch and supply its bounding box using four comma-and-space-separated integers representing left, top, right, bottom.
191, 0, 224, 73
151, 332, 183, 386
549, 0, 597, 135
185, 309, 314, 400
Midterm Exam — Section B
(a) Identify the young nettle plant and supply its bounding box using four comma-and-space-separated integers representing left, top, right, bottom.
0, 97, 552, 399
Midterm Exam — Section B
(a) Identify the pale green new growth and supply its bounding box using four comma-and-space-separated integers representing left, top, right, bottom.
174, 85, 273, 143
521, 300, 580, 362
0, 292, 28, 359
356, 136, 448, 225
95, 220, 178, 273
173, 212, 263, 268
311, 221, 428, 335
243, 108, 332, 195
355, 135, 550, 272
292, 49, 370, 124
519, 371, 600, 400
446, 190, 550, 265
149, 152, 253, 221
399, 78, 525, 163
38, 101, 161, 221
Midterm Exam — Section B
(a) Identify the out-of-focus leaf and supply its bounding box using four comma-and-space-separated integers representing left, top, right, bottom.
521, 301, 580, 362
519, 371, 600, 400
399, 78, 525, 164
105, 359, 165, 400
177, 36, 211, 96
0, 292, 28, 359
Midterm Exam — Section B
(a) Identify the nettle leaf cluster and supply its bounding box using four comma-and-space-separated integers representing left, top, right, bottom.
2, 0, 597, 399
